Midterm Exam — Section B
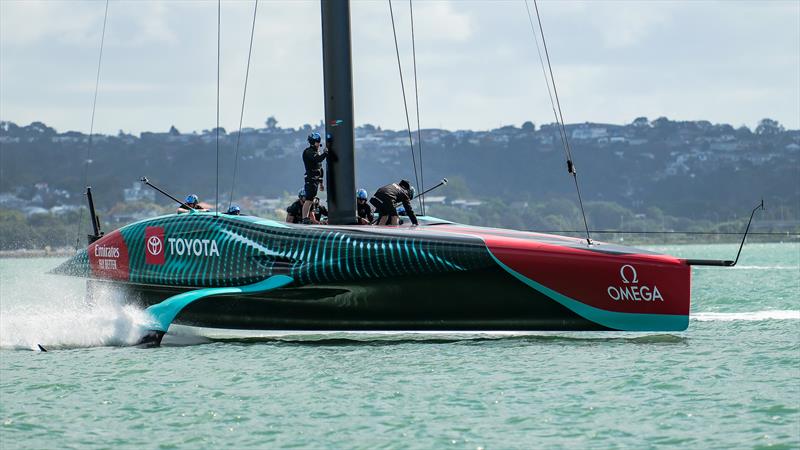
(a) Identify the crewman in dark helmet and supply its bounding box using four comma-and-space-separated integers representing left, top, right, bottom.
301, 132, 328, 224
177, 194, 208, 214
369, 179, 418, 226
286, 189, 306, 224
356, 188, 373, 225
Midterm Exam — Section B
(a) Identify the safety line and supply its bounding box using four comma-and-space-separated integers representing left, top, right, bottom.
409, 0, 425, 216
228, 0, 259, 211
388, 0, 423, 213
525, 0, 592, 245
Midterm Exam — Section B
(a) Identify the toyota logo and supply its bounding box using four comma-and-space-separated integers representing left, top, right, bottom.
147, 235, 163, 256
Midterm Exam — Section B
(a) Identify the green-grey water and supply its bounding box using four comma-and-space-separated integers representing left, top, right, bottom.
1, 243, 798, 449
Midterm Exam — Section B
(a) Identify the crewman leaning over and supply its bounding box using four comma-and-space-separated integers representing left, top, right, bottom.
369, 180, 418, 226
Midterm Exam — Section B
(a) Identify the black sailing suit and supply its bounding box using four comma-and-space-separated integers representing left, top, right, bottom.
357, 200, 374, 224
286, 199, 304, 223
302, 145, 327, 199
369, 183, 418, 225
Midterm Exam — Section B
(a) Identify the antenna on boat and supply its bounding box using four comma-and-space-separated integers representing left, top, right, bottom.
140, 177, 194, 211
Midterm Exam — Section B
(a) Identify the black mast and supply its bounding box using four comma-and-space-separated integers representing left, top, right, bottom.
320, 0, 357, 225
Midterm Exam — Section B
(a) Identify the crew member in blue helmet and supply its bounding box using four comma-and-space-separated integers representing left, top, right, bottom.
286, 189, 306, 224
369, 180, 417, 226
225, 204, 241, 216
301, 132, 328, 224
177, 194, 208, 214
356, 188, 373, 224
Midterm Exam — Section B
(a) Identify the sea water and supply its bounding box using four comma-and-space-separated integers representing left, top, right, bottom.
1, 243, 798, 449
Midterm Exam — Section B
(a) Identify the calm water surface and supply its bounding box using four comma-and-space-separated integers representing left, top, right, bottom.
1, 243, 798, 449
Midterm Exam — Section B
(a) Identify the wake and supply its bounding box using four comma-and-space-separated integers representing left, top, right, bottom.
730, 265, 799, 270
692, 310, 800, 322
0, 289, 152, 351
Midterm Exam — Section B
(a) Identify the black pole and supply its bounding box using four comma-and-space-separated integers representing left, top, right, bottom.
685, 199, 765, 267
140, 177, 193, 211
86, 186, 102, 243
321, 0, 357, 225
416, 178, 448, 199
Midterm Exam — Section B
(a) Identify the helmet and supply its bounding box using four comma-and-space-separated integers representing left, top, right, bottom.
298, 188, 306, 198
226, 204, 241, 215
408, 186, 415, 200
357, 189, 368, 200
307, 132, 322, 144
185, 194, 199, 204
399, 179, 411, 190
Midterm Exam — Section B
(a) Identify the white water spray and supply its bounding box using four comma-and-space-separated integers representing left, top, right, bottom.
0, 262, 152, 350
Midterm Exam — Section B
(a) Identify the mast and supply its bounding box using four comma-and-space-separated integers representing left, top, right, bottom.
320, 0, 357, 225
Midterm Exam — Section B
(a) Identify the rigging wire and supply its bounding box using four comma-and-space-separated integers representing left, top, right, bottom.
228, 0, 259, 211
524, 0, 593, 245
408, 0, 425, 216
215, 0, 221, 216
522, 1, 565, 156
75, 0, 110, 249
532, 230, 799, 236
388, 0, 423, 213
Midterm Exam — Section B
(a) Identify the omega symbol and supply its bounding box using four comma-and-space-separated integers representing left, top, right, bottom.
620, 264, 638, 284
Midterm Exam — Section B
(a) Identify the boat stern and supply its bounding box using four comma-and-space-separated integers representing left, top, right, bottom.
486, 238, 690, 331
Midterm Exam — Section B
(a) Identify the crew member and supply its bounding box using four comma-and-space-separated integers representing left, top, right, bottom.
312, 198, 329, 225
356, 188, 373, 225
301, 132, 328, 224
177, 194, 208, 214
369, 180, 418, 226
225, 204, 241, 216
286, 189, 306, 224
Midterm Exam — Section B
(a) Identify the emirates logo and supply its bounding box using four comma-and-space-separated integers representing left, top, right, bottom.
147, 235, 163, 256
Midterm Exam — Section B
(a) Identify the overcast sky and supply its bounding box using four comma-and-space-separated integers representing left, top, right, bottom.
1, 0, 798, 134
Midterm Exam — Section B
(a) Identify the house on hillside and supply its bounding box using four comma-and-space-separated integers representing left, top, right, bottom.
123, 182, 155, 202
571, 124, 607, 140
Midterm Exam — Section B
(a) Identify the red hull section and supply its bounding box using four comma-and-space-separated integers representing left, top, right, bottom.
87, 229, 130, 281
429, 224, 691, 331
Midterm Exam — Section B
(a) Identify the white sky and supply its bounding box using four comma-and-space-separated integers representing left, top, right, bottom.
1, 0, 798, 134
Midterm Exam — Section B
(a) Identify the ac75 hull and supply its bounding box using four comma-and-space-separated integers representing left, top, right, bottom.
53, 213, 691, 332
